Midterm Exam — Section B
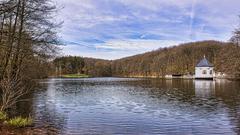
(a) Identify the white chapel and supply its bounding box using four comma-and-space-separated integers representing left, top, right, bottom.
195, 56, 214, 79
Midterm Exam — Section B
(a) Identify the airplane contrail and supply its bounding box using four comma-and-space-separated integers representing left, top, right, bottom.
189, 0, 196, 40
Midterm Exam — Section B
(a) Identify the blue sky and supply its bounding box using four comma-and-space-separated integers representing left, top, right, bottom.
55, 0, 240, 60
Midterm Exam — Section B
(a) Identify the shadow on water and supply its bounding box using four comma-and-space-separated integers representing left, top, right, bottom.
17, 78, 240, 135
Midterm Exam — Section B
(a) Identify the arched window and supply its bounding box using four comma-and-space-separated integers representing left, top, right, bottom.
202, 70, 207, 74
209, 70, 213, 75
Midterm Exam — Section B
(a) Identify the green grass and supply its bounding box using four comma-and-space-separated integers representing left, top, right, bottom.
61, 74, 90, 78
4, 116, 33, 127
0, 111, 7, 120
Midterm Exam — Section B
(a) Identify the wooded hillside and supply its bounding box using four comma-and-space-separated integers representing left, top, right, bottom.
112, 41, 240, 78
53, 41, 240, 78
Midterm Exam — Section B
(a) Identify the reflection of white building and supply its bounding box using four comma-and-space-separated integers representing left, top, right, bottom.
194, 80, 215, 98
195, 56, 214, 79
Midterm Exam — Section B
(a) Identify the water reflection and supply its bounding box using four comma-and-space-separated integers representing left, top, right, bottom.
19, 78, 240, 134
194, 80, 215, 98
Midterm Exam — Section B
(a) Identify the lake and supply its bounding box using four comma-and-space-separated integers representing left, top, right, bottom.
20, 78, 240, 135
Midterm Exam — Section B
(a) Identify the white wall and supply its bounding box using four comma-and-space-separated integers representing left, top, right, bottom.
195, 67, 214, 79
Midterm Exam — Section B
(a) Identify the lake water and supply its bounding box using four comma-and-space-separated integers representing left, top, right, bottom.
22, 78, 240, 135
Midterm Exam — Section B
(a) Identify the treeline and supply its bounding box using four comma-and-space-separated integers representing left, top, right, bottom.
0, 0, 59, 111
54, 56, 85, 74
53, 41, 240, 78
112, 41, 240, 78
83, 58, 112, 77
53, 57, 112, 77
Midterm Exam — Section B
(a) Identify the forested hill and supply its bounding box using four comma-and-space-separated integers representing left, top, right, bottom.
53, 40, 240, 78
112, 40, 240, 77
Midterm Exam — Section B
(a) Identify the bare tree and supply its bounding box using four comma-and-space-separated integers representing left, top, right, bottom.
230, 29, 240, 46
0, 0, 60, 112
230, 16, 240, 46
0, 72, 33, 111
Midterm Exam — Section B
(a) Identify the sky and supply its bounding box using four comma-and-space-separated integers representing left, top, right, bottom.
54, 0, 240, 60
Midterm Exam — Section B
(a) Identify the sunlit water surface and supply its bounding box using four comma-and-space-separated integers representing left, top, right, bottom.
20, 78, 240, 135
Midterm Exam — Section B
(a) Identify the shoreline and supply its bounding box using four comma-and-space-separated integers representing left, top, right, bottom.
0, 124, 58, 135
47, 75, 240, 81
114, 75, 240, 81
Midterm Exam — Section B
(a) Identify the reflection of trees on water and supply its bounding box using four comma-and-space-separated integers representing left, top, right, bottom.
19, 78, 240, 134
194, 80, 215, 98
114, 79, 219, 116
214, 80, 240, 134
32, 79, 67, 134
124, 78, 240, 133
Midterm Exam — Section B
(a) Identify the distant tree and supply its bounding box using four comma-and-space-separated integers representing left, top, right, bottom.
82, 58, 112, 77
230, 28, 240, 46
230, 16, 240, 46
53, 56, 85, 75
215, 44, 240, 78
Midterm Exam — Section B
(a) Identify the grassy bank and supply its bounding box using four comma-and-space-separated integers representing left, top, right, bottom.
0, 111, 58, 135
61, 74, 90, 78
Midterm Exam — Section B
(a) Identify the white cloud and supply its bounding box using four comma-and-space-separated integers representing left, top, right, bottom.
60, 39, 184, 60
96, 39, 182, 51
60, 44, 136, 60
54, 0, 240, 59
117, 0, 194, 11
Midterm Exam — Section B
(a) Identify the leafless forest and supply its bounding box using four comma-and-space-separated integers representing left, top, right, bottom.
54, 40, 240, 78
0, 0, 59, 112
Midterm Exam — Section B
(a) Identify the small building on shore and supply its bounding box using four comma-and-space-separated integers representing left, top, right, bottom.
195, 56, 214, 79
